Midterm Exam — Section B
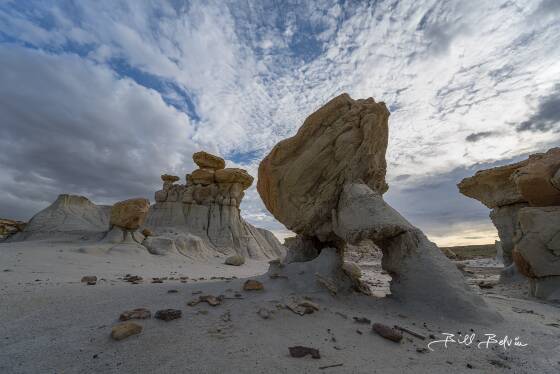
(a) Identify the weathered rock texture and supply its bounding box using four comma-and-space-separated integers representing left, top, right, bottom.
144, 152, 284, 260
110, 198, 150, 230
258, 93, 389, 241
259, 94, 499, 320
12, 194, 110, 241
0, 218, 26, 241
458, 148, 560, 299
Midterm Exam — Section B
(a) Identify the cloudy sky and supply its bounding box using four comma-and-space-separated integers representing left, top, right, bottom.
1, 0, 559, 246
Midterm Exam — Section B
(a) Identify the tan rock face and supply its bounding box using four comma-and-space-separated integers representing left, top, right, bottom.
190, 168, 215, 185
193, 151, 225, 170
110, 198, 150, 230
511, 148, 560, 206
215, 168, 254, 189
458, 147, 560, 208
457, 161, 527, 209
257, 93, 390, 238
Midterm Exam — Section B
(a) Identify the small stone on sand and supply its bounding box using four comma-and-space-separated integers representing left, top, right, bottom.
155, 309, 182, 321
372, 323, 403, 342
288, 346, 321, 359
243, 279, 263, 291
119, 308, 151, 321
111, 322, 142, 341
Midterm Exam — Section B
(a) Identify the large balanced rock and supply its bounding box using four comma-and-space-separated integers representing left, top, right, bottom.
110, 198, 150, 230
458, 148, 560, 208
258, 94, 499, 321
193, 151, 225, 170
258, 93, 389, 240
458, 147, 560, 287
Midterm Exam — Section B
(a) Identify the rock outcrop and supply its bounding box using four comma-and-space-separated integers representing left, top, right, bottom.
144, 152, 284, 260
458, 148, 560, 300
13, 194, 110, 241
110, 198, 150, 230
11, 158, 284, 262
258, 94, 499, 321
0, 218, 26, 241
258, 93, 389, 241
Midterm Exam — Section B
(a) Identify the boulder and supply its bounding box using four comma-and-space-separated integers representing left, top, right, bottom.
110, 198, 150, 230
514, 207, 560, 278
161, 174, 180, 190
215, 168, 254, 189
111, 322, 142, 341
458, 147, 560, 208
193, 151, 225, 170
0, 218, 26, 240
190, 168, 215, 185
458, 161, 527, 209
258, 93, 389, 239
225, 255, 245, 266
511, 148, 560, 206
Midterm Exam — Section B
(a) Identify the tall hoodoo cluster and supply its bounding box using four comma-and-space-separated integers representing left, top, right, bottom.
155, 151, 253, 208
145, 151, 284, 259
458, 148, 560, 301
258, 93, 499, 320
10, 152, 284, 261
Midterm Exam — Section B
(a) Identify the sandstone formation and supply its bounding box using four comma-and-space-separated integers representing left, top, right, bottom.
12, 194, 110, 241
258, 94, 499, 321
11, 157, 283, 261
258, 93, 389, 240
0, 218, 26, 241
458, 148, 560, 300
110, 198, 150, 230
144, 152, 284, 260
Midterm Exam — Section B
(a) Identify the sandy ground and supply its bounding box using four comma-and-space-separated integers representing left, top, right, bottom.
1, 240, 559, 374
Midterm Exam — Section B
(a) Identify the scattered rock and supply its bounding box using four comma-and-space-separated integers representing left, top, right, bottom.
257, 308, 271, 319
478, 281, 494, 289
286, 298, 319, 316
188, 294, 223, 307
141, 228, 152, 237
353, 316, 371, 324
372, 323, 403, 343
167, 289, 178, 294
81, 275, 97, 284
243, 279, 264, 291
224, 255, 245, 266
288, 346, 321, 359
110, 322, 142, 341
154, 309, 182, 321
123, 275, 142, 283
416, 348, 428, 353
119, 308, 151, 321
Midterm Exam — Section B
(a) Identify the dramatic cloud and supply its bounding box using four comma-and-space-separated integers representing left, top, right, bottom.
516, 84, 560, 133
1, 0, 559, 245
465, 131, 497, 143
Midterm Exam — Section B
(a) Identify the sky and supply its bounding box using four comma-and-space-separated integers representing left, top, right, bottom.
1, 0, 559, 246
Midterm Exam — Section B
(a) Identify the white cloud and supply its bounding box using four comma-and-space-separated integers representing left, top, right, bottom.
1, 0, 559, 245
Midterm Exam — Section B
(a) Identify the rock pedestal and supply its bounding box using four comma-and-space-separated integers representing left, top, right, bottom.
144, 152, 284, 260
258, 93, 499, 321
458, 147, 560, 300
